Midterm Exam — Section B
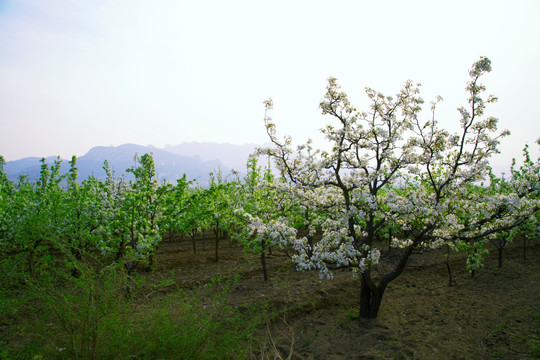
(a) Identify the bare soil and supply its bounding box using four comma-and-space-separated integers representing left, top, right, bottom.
152, 237, 540, 359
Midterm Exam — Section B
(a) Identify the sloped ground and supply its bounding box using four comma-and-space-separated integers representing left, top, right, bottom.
153, 238, 540, 359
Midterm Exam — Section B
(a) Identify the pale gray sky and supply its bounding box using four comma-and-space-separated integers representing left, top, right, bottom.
1, 0, 539, 173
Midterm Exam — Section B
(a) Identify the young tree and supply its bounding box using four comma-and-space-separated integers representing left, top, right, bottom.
508, 142, 540, 260
24, 158, 66, 274
159, 175, 192, 242
102, 153, 164, 278
201, 170, 237, 263
234, 157, 297, 281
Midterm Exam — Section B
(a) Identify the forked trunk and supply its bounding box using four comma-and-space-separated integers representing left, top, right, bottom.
359, 279, 384, 319
491, 238, 506, 268
358, 243, 416, 319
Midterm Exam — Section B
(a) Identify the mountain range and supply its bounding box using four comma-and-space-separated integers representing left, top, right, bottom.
3, 142, 261, 185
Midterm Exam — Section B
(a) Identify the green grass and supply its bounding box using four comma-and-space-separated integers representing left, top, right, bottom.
1, 262, 267, 360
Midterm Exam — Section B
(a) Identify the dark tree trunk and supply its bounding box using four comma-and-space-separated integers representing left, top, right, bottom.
260, 239, 269, 281
147, 250, 155, 271
191, 229, 197, 254
359, 278, 383, 319
124, 262, 137, 297
471, 247, 477, 278
445, 244, 453, 287
70, 248, 82, 278
114, 234, 126, 263
214, 220, 220, 263
491, 238, 506, 268
358, 244, 416, 319
260, 251, 268, 281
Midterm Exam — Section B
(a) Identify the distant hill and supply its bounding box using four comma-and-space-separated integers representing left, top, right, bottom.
3, 142, 261, 185
164, 142, 260, 172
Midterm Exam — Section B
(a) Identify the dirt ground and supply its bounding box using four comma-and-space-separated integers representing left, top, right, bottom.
152, 237, 540, 360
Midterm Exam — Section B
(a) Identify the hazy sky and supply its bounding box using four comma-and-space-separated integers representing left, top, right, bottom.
1, 0, 539, 173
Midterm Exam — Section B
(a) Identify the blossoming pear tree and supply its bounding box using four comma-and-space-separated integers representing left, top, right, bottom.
257, 57, 535, 319
233, 156, 298, 280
